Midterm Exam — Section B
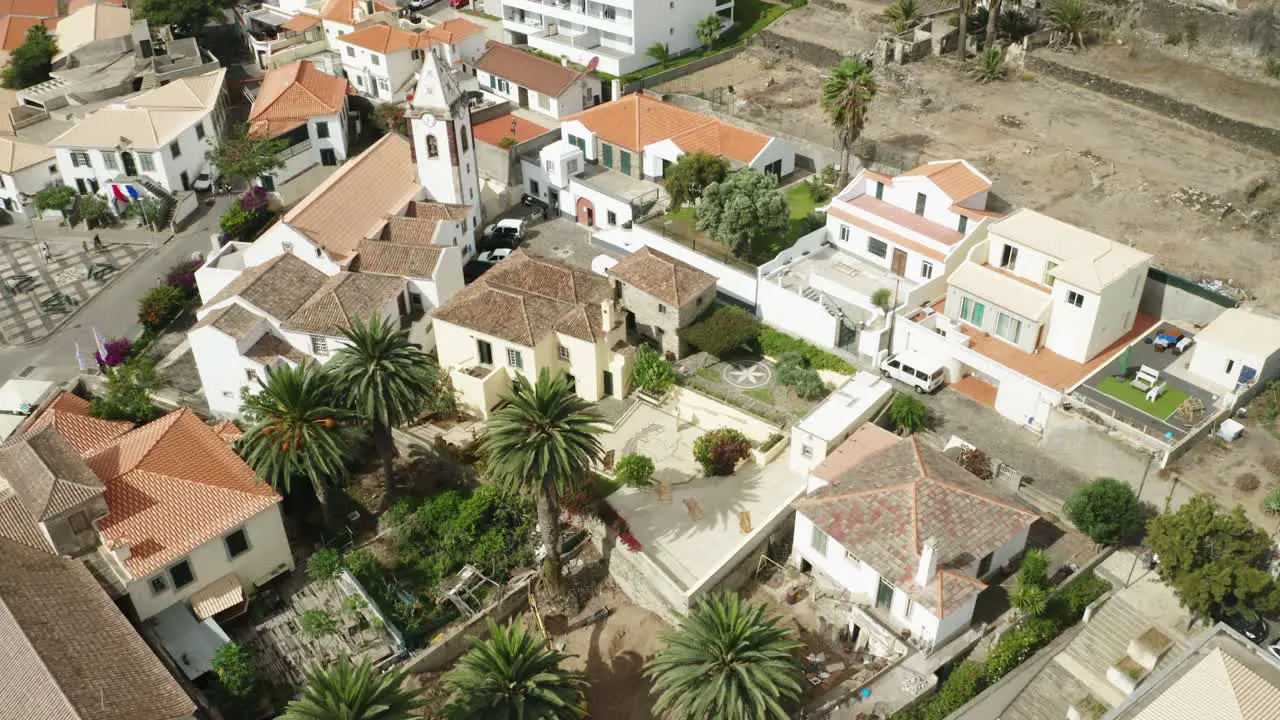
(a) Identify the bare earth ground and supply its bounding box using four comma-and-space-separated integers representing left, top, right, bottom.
765, 0, 888, 55
656, 47, 1280, 307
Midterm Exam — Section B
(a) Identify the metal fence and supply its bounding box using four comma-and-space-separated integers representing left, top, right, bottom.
1147, 266, 1241, 309
636, 212, 761, 274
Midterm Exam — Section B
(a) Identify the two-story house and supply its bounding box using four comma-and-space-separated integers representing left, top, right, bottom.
0, 136, 56, 217
499, 0, 733, 76
334, 22, 428, 101
2, 537, 197, 720
248, 59, 352, 190
475, 41, 603, 120
433, 249, 634, 416
50, 67, 227, 199
791, 424, 1038, 651
522, 93, 793, 229
319, 0, 397, 47
0, 391, 296, 628
606, 246, 715, 358
897, 208, 1154, 428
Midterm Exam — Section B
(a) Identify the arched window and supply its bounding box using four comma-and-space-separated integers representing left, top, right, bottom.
426, 135, 438, 158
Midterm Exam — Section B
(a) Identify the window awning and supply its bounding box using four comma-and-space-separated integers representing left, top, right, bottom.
190, 574, 245, 620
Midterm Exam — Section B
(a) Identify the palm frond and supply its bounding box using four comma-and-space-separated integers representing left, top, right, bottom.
443, 619, 587, 719
281, 655, 425, 720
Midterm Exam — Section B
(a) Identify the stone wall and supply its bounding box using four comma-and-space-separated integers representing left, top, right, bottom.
402, 574, 535, 673
1137, 0, 1279, 57
621, 45, 747, 95
749, 29, 845, 70
1025, 53, 1280, 155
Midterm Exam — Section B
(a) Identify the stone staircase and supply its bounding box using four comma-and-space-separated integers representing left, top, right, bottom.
128, 175, 175, 229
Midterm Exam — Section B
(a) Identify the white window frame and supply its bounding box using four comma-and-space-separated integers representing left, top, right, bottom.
138, 152, 155, 172
70, 151, 91, 167
506, 348, 523, 369
311, 335, 329, 356
920, 261, 934, 280
1066, 290, 1085, 308
101, 152, 117, 170
994, 312, 1022, 344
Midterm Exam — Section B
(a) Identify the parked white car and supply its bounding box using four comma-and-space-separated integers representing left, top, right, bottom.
879, 352, 946, 394
477, 248, 512, 265
483, 218, 526, 241
1267, 642, 1280, 665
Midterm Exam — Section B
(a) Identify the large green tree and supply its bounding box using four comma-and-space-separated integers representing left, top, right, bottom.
1065, 477, 1144, 546
442, 619, 587, 719
820, 56, 877, 186
695, 169, 789, 256
644, 593, 802, 720
480, 371, 605, 595
238, 363, 363, 525
1146, 493, 1280, 622
665, 152, 729, 209
281, 655, 425, 720
329, 314, 441, 496
90, 358, 159, 424
208, 124, 286, 186
134, 0, 234, 38
2, 25, 57, 90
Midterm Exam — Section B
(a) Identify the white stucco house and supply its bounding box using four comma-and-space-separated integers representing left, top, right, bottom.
499, 0, 733, 76
0, 392, 295, 626
248, 59, 352, 190
0, 136, 57, 217
49, 67, 227, 200
474, 41, 603, 120
788, 373, 893, 476
895, 208, 1154, 428
521, 93, 793, 230
1186, 308, 1280, 396
334, 22, 429, 101
791, 424, 1038, 651
319, 0, 398, 47
757, 159, 998, 356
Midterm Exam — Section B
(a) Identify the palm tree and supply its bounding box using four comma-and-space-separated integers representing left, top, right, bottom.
646, 42, 670, 66
882, 0, 920, 33
329, 314, 439, 496
984, 0, 1004, 50
644, 593, 802, 720
696, 14, 721, 48
1047, 0, 1099, 50
957, 0, 969, 60
480, 370, 605, 595
281, 655, 425, 720
970, 48, 1007, 83
239, 363, 362, 525
821, 56, 877, 187
442, 619, 587, 719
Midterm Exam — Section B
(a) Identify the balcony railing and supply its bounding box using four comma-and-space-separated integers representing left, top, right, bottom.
277, 138, 312, 161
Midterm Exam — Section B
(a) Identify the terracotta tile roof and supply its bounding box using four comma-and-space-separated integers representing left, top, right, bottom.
435, 249, 612, 345
0, 15, 59, 51
192, 302, 263, 340
0, 492, 48, 551
381, 215, 443, 245
0, 427, 104, 521
284, 133, 422, 261
475, 41, 584, 97
280, 13, 319, 33
88, 409, 281, 577
423, 17, 484, 44
280, 273, 405, 336
203, 254, 329, 322
210, 420, 242, 444
827, 204, 946, 262
0, 0, 57, 16
901, 160, 991, 201
795, 426, 1038, 616
65, 0, 121, 13
473, 112, 549, 147
608, 246, 716, 307
249, 60, 349, 138
564, 93, 770, 163
243, 333, 308, 366
406, 200, 470, 222
320, 0, 395, 25
354, 240, 442, 278
952, 205, 1003, 220
0, 538, 196, 720
848, 194, 966, 247
23, 391, 131, 456
338, 22, 420, 53
0, 135, 53, 173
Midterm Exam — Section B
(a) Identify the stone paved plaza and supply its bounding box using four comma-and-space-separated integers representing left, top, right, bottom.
0, 239, 146, 345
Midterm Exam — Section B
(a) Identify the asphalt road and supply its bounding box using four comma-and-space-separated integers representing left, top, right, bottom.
0, 194, 235, 382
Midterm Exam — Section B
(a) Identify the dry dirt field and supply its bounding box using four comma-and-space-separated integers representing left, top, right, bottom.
656, 27, 1280, 309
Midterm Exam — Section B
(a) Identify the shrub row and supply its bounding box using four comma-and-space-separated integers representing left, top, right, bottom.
678, 302, 855, 375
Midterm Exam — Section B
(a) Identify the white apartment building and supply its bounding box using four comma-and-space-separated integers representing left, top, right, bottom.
335, 22, 428, 101
248, 59, 352, 190
500, 0, 735, 76
475, 42, 603, 120
50, 68, 227, 199
0, 137, 56, 217
791, 424, 1037, 651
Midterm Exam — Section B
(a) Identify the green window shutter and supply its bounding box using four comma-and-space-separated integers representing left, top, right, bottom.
620, 150, 631, 175
602, 143, 613, 168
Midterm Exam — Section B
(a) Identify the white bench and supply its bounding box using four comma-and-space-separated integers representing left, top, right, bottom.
1145, 381, 1167, 404
1132, 365, 1160, 392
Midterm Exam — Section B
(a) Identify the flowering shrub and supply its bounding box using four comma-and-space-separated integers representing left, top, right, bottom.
95, 338, 132, 367
692, 427, 752, 476
165, 259, 203, 289
239, 186, 268, 211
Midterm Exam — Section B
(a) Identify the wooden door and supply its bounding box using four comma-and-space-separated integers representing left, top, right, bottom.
891, 248, 907, 276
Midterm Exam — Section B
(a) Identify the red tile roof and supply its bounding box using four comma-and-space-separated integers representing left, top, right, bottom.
901, 160, 991, 201
847, 194, 966, 247
0, 14, 59, 51
24, 391, 131, 456
0, 0, 57, 17
249, 60, 349, 138
337, 22, 420, 53
474, 42, 584, 97
796, 426, 1037, 616
319, 0, 395, 25
472, 112, 549, 147
564, 93, 770, 163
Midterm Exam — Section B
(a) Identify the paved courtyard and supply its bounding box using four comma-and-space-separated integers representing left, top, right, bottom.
0, 240, 145, 345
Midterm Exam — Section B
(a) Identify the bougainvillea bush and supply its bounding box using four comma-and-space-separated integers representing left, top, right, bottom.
94, 338, 132, 367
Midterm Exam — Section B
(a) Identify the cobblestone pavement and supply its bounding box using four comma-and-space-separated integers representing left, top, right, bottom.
0, 240, 145, 345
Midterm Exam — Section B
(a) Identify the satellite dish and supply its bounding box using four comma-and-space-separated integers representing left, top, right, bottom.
586, 56, 599, 72
422, 112, 436, 128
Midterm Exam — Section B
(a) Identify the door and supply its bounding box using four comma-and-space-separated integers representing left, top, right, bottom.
75, 178, 88, 194
320, 148, 337, 166
602, 370, 614, 397
875, 578, 894, 611
260, 174, 275, 192
180, 171, 190, 191
602, 144, 613, 169
121, 151, 137, 176
619, 150, 631, 175
517, 87, 529, 107
891, 248, 907, 276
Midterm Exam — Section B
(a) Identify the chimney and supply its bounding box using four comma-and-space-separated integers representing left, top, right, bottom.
600, 299, 615, 333
915, 537, 937, 587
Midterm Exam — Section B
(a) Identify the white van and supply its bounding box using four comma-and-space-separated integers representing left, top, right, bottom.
879, 352, 946, 394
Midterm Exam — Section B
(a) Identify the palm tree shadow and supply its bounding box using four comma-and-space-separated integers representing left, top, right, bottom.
583, 619, 653, 720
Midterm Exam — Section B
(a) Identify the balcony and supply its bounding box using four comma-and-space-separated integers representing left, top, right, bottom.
450, 363, 512, 419
277, 137, 312, 161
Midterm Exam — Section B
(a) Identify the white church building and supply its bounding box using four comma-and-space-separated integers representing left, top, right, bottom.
189, 53, 480, 416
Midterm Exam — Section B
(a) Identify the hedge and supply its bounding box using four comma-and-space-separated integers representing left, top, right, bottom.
680, 304, 762, 357
758, 327, 854, 374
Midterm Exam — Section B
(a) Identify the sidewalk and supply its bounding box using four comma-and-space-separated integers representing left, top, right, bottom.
0, 217, 171, 249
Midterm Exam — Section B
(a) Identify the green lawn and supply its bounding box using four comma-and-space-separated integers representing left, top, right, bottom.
622, 0, 793, 83
745, 387, 775, 404
662, 183, 823, 265
697, 366, 722, 382
784, 182, 820, 219
1095, 376, 1189, 420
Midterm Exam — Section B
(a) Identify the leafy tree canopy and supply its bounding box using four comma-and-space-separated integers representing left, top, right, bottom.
666, 152, 729, 209
134, 0, 234, 38
90, 359, 159, 424
696, 169, 789, 255
207, 124, 286, 184
1065, 477, 1144, 546
2, 25, 57, 90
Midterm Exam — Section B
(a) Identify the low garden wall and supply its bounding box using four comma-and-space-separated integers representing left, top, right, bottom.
402, 573, 536, 673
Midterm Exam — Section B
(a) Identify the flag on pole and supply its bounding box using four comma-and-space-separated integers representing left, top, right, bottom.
92, 327, 107, 359
75, 342, 88, 372
126, 185, 140, 200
